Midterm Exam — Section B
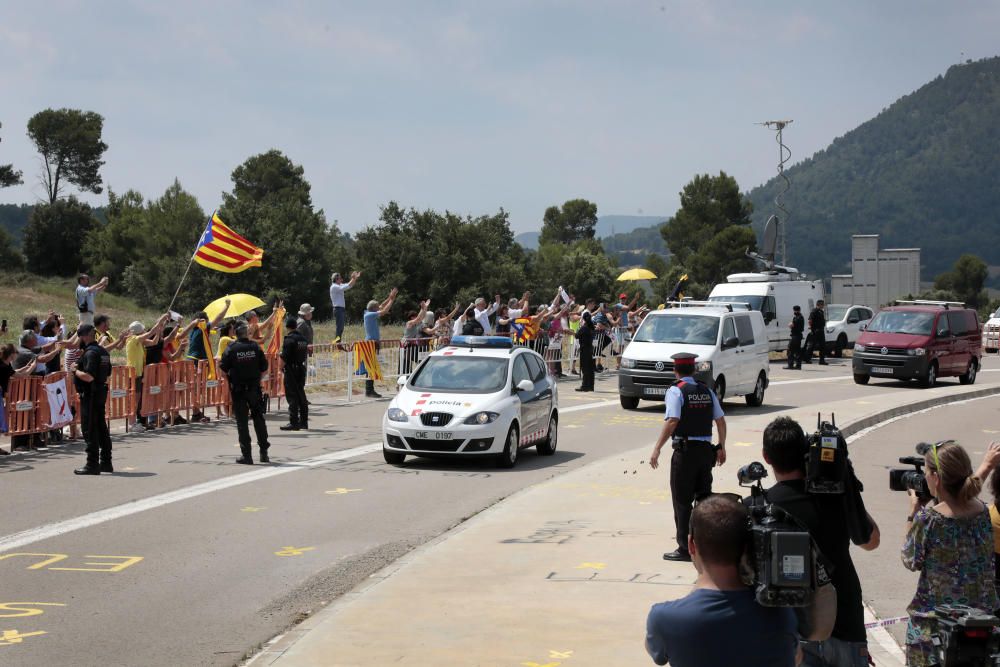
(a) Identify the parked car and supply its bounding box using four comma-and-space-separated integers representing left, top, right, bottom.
618, 302, 770, 409
852, 301, 981, 388
822, 304, 874, 357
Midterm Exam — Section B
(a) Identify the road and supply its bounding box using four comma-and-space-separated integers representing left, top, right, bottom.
1, 357, 997, 666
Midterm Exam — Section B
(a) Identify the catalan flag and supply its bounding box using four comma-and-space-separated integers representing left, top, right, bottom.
353, 341, 383, 381
193, 213, 264, 273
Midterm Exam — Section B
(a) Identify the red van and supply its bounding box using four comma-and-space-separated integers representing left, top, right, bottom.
852, 301, 981, 388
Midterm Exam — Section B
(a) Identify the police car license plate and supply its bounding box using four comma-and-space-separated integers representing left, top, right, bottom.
871, 367, 893, 374
415, 431, 453, 440
644, 387, 667, 396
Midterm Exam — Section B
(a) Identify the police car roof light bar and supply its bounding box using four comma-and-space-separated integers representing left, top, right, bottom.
894, 300, 965, 310
667, 300, 752, 312
449, 335, 513, 349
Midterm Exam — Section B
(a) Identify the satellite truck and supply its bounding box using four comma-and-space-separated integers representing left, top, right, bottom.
706, 217, 825, 352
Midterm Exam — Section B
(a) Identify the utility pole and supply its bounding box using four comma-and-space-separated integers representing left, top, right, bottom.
760, 120, 793, 266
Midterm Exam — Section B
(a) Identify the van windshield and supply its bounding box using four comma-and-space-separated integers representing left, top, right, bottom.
707, 295, 762, 310
866, 311, 935, 336
825, 306, 848, 322
633, 315, 720, 345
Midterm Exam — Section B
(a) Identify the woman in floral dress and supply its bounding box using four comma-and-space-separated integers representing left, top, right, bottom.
901, 440, 1000, 666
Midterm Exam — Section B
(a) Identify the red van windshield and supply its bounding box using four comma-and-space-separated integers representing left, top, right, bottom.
866, 311, 935, 336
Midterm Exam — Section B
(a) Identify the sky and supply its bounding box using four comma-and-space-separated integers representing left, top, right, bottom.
1, 0, 998, 235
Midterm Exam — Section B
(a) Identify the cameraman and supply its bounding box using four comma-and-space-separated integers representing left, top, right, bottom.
756, 417, 880, 667
645, 495, 797, 667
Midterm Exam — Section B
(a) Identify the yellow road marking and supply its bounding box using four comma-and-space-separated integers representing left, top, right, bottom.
0, 629, 47, 645
522, 662, 560, 667
574, 562, 606, 570
241, 506, 267, 512
0, 603, 66, 618
550, 650, 574, 659
325, 488, 362, 495
275, 546, 315, 557
48, 556, 144, 573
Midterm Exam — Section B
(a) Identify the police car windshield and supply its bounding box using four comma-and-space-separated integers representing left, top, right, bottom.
707, 295, 761, 310
633, 315, 720, 345
825, 306, 848, 321
409, 356, 509, 393
866, 311, 935, 336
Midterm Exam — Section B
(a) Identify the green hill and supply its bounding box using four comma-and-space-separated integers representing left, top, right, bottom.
748, 56, 1000, 281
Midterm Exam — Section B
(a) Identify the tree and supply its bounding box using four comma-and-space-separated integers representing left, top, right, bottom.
0, 121, 22, 188
84, 188, 148, 280
0, 226, 24, 270
661, 172, 756, 286
539, 198, 598, 245
934, 254, 989, 309
22, 197, 99, 276
27, 108, 108, 204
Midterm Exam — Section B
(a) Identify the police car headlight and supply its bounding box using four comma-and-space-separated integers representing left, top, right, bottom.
387, 407, 408, 422
620, 358, 636, 369
854, 344, 865, 352
464, 411, 500, 425
907, 347, 926, 356
695, 361, 712, 373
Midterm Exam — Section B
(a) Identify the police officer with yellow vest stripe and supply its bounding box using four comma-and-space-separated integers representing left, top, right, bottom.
649, 352, 727, 561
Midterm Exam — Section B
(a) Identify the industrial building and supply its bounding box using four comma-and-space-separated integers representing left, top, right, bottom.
830, 235, 921, 308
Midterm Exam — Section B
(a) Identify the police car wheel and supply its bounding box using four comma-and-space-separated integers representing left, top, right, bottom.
383, 448, 406, 465
497, 423, 519, 469
744, 372, 765, 407
537, 414, 557, 456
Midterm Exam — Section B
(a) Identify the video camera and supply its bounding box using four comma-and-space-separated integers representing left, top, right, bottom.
889, 455, 933, 502
930, 605, 1000, 667
738, 461, 820, 608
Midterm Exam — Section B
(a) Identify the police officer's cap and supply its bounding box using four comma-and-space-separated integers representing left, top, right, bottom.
285, 316, 298, 330
671, 352, 697, 368
793, 305, 801, 311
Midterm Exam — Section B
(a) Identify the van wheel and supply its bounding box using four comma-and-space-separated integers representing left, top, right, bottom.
745, 372, 766, 407
959, 359, 978, 385
853, 374, 869, 385
713, 377, 725, 402
497, 423, 519, 468
919, 363, 938, 388
620, 395, 639, 410
834, 335, 847, 358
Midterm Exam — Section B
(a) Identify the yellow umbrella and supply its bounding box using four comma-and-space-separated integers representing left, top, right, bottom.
203, 293, 266, 321
616, 268, 658, 281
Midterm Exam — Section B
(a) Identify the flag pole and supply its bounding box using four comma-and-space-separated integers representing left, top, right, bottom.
166, 211, 213, 313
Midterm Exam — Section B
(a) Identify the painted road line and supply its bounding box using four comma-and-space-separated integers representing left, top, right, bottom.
0, 443, 383, 553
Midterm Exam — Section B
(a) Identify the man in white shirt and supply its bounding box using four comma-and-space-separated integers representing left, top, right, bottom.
472, 296, 500, 334
328, 271, 360, 340
76, 274, 108, 326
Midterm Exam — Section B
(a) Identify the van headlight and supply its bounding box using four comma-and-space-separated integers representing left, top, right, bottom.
387, 407, 408, 422
464, 411, 500, 425
695, 361, 712, 373
620, 358, 636, 369
854, 344, 866, 352
907, 347, 926, 356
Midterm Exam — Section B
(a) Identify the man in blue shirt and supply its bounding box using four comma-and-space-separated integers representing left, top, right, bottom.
645, 495, 797, 667
362, 288, 397, 398
649, 352, 726, 562
329, 271, 360, 341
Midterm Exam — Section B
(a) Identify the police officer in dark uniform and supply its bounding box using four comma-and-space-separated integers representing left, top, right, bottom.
806, 299, 828, 365
72, 324, 113, 475
787, 305, 805, 370
279, 317, 309, 431
649, 352, 727, 561
220, 320, 270, 464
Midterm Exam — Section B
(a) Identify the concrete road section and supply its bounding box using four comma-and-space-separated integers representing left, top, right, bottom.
1, 357, 998, 666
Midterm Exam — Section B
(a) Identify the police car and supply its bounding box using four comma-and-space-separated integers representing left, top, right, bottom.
382, 336, 558, 468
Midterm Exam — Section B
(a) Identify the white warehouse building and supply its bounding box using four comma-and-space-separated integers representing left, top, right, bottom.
830, 235, 921, 308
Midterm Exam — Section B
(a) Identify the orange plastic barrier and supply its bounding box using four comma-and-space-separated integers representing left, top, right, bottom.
261, 354, 284, 398
140, 363, 169, 418
168, 360, 197, 415
6, 376, 41, 436
107, 366, 136, 423
198, 360, 231, 410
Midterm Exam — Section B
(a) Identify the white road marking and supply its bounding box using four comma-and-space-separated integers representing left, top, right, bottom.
768, 374, 852, 386
0, 442, 382, 553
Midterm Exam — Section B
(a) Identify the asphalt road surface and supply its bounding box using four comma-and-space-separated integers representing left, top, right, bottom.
2, 357, 997, 666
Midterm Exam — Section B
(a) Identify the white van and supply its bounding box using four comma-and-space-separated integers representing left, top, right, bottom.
707, 272, 825, 351
618, 303, 770, 410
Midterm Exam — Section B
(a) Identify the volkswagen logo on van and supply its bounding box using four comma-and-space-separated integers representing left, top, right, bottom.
881, 347, 888, 355
655, 361, 665, 372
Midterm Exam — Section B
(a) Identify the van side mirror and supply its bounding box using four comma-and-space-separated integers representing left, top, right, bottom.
516, 379, 534, 392
722, 336, 740, 349
858, 323, 867, 331
937, 329, 950, 338
397, 375, 408, 387
763, 311, 776, 324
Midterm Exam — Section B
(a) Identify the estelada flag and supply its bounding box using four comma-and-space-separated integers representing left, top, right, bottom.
194, 213, 264, 273
512, 317, 538, 344
353, 341, 382, 381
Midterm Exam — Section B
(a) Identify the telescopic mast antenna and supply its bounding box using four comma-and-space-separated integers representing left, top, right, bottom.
760, 119, 793, 266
